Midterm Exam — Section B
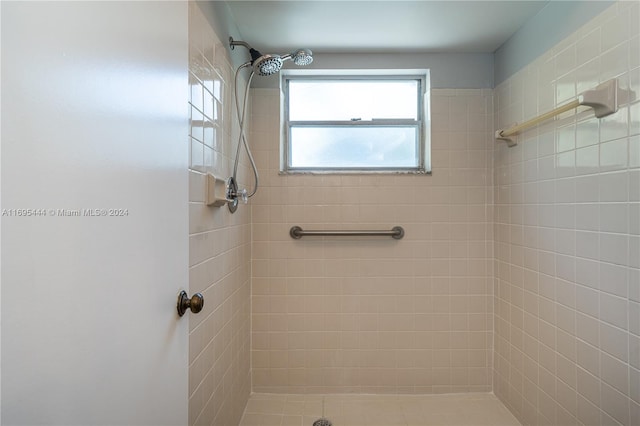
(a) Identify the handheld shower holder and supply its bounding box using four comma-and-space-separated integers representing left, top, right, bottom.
226, 176, 247, 213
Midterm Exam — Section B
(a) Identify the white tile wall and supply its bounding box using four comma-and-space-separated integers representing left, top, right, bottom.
493, 1, 640, 425
187, 2, 638, 424
188, 3, 251, 425
249, 87, 495, 394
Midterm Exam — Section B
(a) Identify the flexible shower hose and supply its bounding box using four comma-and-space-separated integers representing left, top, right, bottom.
232, 64, 259, 198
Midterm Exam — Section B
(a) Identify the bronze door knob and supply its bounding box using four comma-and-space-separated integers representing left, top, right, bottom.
177, 291, 204, 316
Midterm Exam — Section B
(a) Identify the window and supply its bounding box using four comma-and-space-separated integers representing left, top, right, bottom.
281, 70, 430, 173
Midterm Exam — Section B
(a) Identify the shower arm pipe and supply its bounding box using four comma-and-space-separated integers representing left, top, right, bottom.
229, 38, 252, 50
289, 226, 405, 240
230, 36, 289, 58
495, 78, 619, 147
279, 53, 299, 62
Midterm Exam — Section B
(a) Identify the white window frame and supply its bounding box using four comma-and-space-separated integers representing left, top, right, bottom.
280, 69, 431, 174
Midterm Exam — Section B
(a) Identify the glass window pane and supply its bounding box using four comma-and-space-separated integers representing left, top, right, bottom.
290, 126, 418, 168
289, 80, 418, 121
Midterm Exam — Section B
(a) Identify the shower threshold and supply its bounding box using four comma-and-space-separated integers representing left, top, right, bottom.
239, 392, 521, 425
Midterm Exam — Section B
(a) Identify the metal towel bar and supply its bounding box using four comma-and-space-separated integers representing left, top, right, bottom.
289, 226, 404, 240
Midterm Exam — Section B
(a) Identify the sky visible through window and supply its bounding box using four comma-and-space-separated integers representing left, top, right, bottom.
291, 126, 417, 167
288, 79, 420, 169
289, 80, 418, 121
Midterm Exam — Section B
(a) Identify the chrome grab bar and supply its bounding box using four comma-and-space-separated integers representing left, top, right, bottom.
289, 226, 404, 240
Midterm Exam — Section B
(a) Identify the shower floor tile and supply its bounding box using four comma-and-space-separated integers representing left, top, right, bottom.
239, 392, 521, 426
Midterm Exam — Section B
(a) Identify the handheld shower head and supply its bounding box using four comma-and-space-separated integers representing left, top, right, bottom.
253, 54, 283, 76
246, 47, 282, 74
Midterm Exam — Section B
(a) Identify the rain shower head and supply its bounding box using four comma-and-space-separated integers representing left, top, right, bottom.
288, 48, 314, 66
229, 37, 313, 76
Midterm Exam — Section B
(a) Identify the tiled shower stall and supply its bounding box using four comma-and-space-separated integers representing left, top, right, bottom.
250, 86, 494, 396
187, 1, 639, 425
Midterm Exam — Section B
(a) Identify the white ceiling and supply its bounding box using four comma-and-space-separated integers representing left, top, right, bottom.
225, 1, 549, 55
